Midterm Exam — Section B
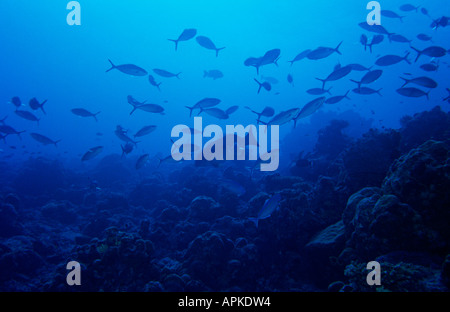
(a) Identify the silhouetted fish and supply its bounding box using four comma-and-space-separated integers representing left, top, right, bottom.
325, 91, 351, 104
185, 98, 221, 117
245, 106, 275, 124
351, 70, 383, 88
148, 75, 162, 91
11, 97, 22, 108
168, 28, 197, 51
417, 34, 432, 41
153, 68, 181, 79
375, 53, 411, 66
82, 146, 103, 161
136, 154, 150, 170
316, 65, 352, 88
396, 87, 430, 99
400, 76, 437, 88
254, 78, 271, 94
199, 107, 229, 120
15, 110, 40, 125
30, 133, 60, 146
249, 193, 281, 228
29, 98, 47, 114
288, 49, 311, 66
307, 42, 342, 60
353, 87, 382, 96
134, 125, 157, 138
106, 60, 148, 76
71, 108, 100, 122
399, 4, 419, 12
294, 97, 326, 127
196, 36, 225, 57
411, 46, 447, 62
381, 10, 405, 22
420, 63, 439, 72
225, 106, 239, 115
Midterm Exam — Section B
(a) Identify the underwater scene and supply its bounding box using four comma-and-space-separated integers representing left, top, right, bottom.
0, 0, 449, 293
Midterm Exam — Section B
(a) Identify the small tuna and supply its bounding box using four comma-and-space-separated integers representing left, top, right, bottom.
249, 193, 281, 228
396, 87, 430, 99
185, 98, 221, 117
400, 76, 437, 88
375, 53, 411, 66
134, 125, 157, 138
82, 146, 103, 161
30, 133, 60, 146
29, 98, 47, 114
153, 68, 181, 79
106, 60, 148, 76
325, 91, 351, 104
254, 78, 272, 94
136, 154, 150, 170
196, 36, 225, 57
168, 28, 197, 51
411, 46, 447, 62
148, 75, 162, 91
71, 108, 100, 122
15, 110, 40, 125
307, 42, 343, 60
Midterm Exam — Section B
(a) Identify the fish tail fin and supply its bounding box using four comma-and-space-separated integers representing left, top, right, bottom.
248, 217, 259, 228
315, 78, 326, 89
40, 100, 47, 115
0, 116, 7, 124
94, 112, 101, 122
106, 59, 116, 72
176, 72, 182, 79
17, 130, 26, 140
344, 90, 351, 100
350, 79, 361, 89
156, 82, 162, 92
377, 88, 383, 96
400, 77, 409, 88
426, 90, 430, 100
197, 108, 203, 116
327, 86, 333, 95
216, 47, 225, 57
168, 39, 178, 51
335, 41, 343, 55
369, 43, 373, 54
411, 46, 421, 62
274, 57, 280, 66
185, 106, 194, 117
288, 60, 294, 67
130, 105, 137, 115
254, 78, 262, 94
54, 140, 62, 147
404, 52, 411, 65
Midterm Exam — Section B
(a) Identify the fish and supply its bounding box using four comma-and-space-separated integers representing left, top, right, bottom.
153, 68, 181, 79
249, 193, 281, 228
396, 87, 430, 99
134, 125, 157, 138
148, 75, 162, 91
254, 78, 271, 94
287, 74, 294, 86
288, 49, 311, 66
307, 42, 343, 60
226, 106, 239, 115
259, 49, 281, 66
411, 46, 447, 62
128, 95, 164, 115
360, 34, 368, 51
106, 59, 148, 76
29, 98, 47, 114
420, 63, 439, 72
261, 108, 300, 126
306, 87, 332, 96
30, 133, 60, 146
375, 53, 411, 66
121, 142, 134, 157
244, 57, 263, 74
115, 126, 138, 145
400, 76, 438, 88
399, 4, 419, 12
316, 65, 352, 88
14, 110, 40, 125
353, 87, 382, 96
390, 34, 411, 43
417, 34, 433, 41
430, 16, 449, 29
203, 70, 224, 80
81, 146, 103, 161
325, 91, 351, 104
381, 10, 405, 22
421, 8, 430, 17
71, 108, 100, 122
351, 69, 383, 88
368, 35, 384, 53
130, 103, 165, 115
0, 125, 25, 138
245, 106, 275, 124
136, 154, 150, 170
11, 97, 22, 108
185, 98, 221, 117
196, 36, 225, 57
168, 28, 197, 51
294, 97, 326, 127
198, 107, 229, 120
358, 23, 394, 37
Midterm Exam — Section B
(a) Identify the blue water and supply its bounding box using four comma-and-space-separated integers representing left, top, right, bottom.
0, 0, 449, 292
